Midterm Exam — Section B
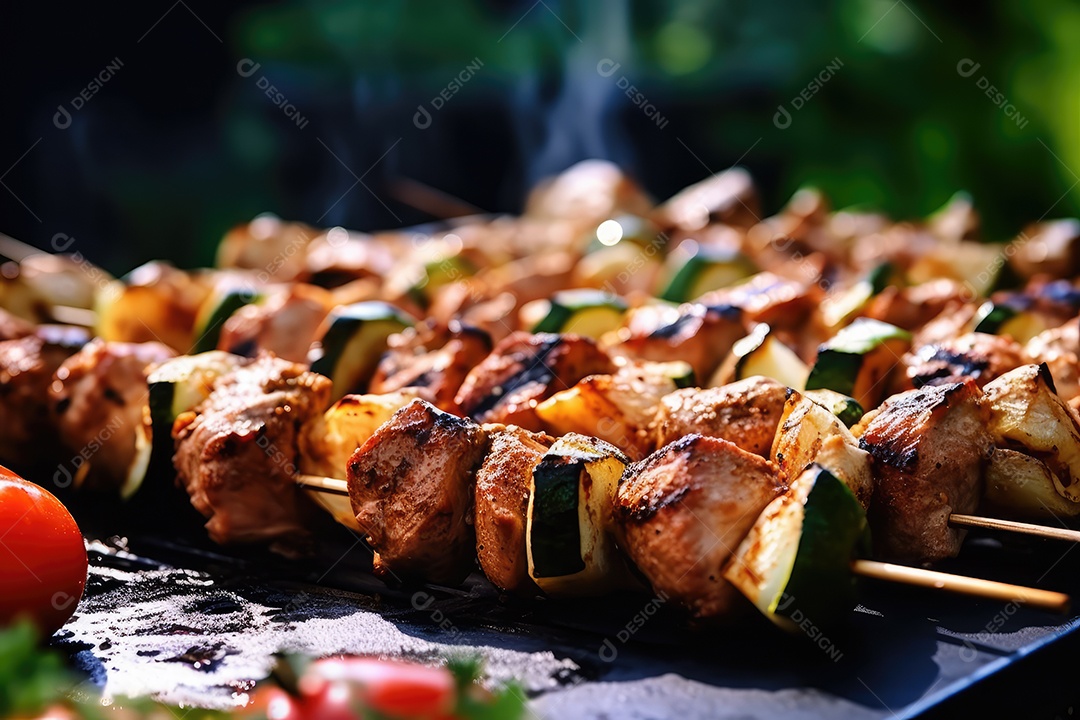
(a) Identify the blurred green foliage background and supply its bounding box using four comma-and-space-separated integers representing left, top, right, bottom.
3, 0, 1078, 271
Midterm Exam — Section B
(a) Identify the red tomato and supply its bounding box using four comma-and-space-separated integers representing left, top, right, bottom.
304, 657, 455, 718
0, 465, 88, 635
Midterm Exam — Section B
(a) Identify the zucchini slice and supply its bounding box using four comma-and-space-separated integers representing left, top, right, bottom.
192, 286, 260, 354
802, 388, 864, 428
713, 323, 809, 390
821, 262, 897, 330
724, 464, 869, 633
659, 244, 756, 303
309, 301, 414, 400
805, 318, 911, 409
146, 351, 244, 470
771, 390, 873, 509
526, 433, 633, 596
972, 300, 1047, 344
527, 288, 629, 339
535, 361, 692, 459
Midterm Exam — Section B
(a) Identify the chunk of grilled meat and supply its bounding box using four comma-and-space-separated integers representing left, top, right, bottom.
347, 399, 489, 583
49, 339, 176, 493
0, 328, 87, 471
371, 322, 493, 413
653, 377, 788, 457
474, 424, 555, 592
855, 379, 992, 563
172, 353, 332, 556
607, 303, 745, 382
218, 284, 332, 363
454, 332, 614, 430
1026, 318, 1080, 403
864, 279, 969, 331
614, 435, 786, 620
0, 308, 33, 341
904, 332, 1028, 390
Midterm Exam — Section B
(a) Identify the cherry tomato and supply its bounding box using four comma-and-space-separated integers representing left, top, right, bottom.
304, 657, 455, 718
0, 465, 88, 635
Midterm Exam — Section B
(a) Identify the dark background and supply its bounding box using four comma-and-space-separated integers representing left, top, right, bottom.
1, 1, 1077, 274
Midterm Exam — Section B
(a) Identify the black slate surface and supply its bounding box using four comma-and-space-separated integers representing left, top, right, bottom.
47, 500, 1080, 720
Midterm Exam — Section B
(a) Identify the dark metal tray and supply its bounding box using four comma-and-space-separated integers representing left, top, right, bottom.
52, 496, 1080, 720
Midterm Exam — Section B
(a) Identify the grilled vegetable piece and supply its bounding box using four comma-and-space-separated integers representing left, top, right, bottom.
370, 323, 492, 413
855, 379, 992, 563
172, 354, 332, 556
300, 391, 422, 481
972, 300, 1046, 344
49, 339, 177, 497
711, 323, 809, 390
525, 288, 628, 339
192, 285, 258, 354
347, 399, 489, 584
475, 425, 555, 593
983, 448, 1080, 520
904, 332, 1028, 390
653, 377, 789, 458
771, 390, 873, 509
805, 318, 911, 410
802, 389, 864, 428
982, 364, 1080, 502
610, 302, 745, 382
454, 332, 614, 431
525, 434, 632, 596
659, 244, 756, 303
309, 301, 414, 400
94, 261, 210, 352
614, 435, 786, 620
1025, 319, 1080, 405
820, 262, 897, 330
147, 351, 245, 465
725, 465, 869, 632
535, 361, 692, 460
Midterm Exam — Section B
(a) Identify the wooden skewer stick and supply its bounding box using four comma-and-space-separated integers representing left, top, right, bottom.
296, 474, 1072, 613
950, 513, 1080, 544
852, 559, 1071, 613
296, 473, 349, 496
0, 231, 46, 262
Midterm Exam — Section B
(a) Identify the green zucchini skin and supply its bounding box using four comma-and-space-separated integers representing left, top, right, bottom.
309, 302, 414, 399
528, 457, 587, 578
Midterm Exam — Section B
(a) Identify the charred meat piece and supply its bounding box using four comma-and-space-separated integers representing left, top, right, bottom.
49, 340, 176, 493
371, 322, 493, 413
609, 303, 745, 382
855, 379, 992, 563
218, 284, 332, 363
904, 332, 1028, 389
347, 399, 489, 583
0, 329, 86, 471
172, 353, 332, 556
614, 435, 786, 620
454, 332, 613, 431
474, 424, 555, 592
653, 377, 788, 457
